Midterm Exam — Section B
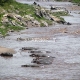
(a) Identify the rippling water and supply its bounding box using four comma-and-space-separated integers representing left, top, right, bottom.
0, 1, 80, 80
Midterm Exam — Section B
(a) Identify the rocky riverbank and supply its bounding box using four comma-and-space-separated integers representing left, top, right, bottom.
0, 0, 69, 37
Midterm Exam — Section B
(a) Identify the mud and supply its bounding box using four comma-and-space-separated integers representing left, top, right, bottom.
0, 1, 80, 80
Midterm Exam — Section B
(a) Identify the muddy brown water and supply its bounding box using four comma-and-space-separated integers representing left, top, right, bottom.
0, 1, 80, 80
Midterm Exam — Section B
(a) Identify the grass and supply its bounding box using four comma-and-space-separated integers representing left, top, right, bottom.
55, 0, 80, 6
52, 11, 68, 22
72, 0, 80, 6
52, 11, 68, 16
0, 0, 67, 36
0, 25, 24, 37
0, 1, 35, 36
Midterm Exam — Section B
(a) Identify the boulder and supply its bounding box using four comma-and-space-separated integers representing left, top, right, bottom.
32, 20, 40, 27
50, 15, 60, 22
33, 2, 37, 5
24, 15, 34, 21
67, 22, 72, 25
46, 51, 51, 53
41, 20, 48, 27
1, 17, 9, 24
50, 6, 57, 10
30, 53, 46, 57
17, 37, 25, 41
35, 9, 42, 18
7, 13, 14, 19
27, 21, 33, 27
30, 50, 42, 53
11, 20, 16, 26
0, 53, 13, 57
21, 64, 39, 67
0, 46, 16, 57
21, 47, 38, 51
57, 20, 66, 24
32, 56, 55, 65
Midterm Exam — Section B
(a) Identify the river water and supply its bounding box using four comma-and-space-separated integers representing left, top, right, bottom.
0, 1, 80, 80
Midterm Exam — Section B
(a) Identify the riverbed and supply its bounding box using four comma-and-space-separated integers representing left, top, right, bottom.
0, 1, 80, 80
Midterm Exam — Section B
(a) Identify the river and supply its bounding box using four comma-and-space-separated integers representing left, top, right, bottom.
0, 1, 80, 80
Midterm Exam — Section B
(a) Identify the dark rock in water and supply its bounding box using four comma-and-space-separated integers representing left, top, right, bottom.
37, 4, 40, 7
17, 37, 25, 41
33, 2, 37, 5
0, 53, 13, 57
30, 53, 46, 57
50, 6, 57, 10
59, 20, 66, 24
30, 50, 42, 53
46, 51, 51, 53
21, 47, 38, 51
21, 64, 39, 67
67, 22, 71, 25
32, 56, 55, 65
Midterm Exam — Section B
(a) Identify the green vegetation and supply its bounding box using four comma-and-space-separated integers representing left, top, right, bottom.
0, 0, 14, 6
0, 1, 35, 36
0, 0, 66, 37
52, 11, 68, 22
0, 26, 24, 37
52, 11, 68, 16
0, 0, 54, 36
72, 0, 80, 6
55, 0, 80, 6
72, 0, 80, 3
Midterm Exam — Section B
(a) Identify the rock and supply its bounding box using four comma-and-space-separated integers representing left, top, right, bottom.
21, 64, 39, 67
21, 21, 28, 27
35, 7, 48, 18
50, 15, 60, 22
33, 2, 37, 5
32, 20, 40, 27
30, 53, 46, 57
11, 20, 16, 26
0, 53, 13, 57
32, 56, 55, 65
30, 50, 42, 53
50, 6, 57, 10
1, 17, 9, 24
0, 46, 16, 57
2, 13, 22, 26
41, 20, 48, 27
24, 15, 34, 21
46, 51, 51, 53
17, 37, 25, 41
9, 30, 14, 32
58, 20, 66, 24
67, 22, 71, 25
21, 47, 38, 51
7, 13, 14, 19
35, 9, 42, 18
27, 21, 33, 27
